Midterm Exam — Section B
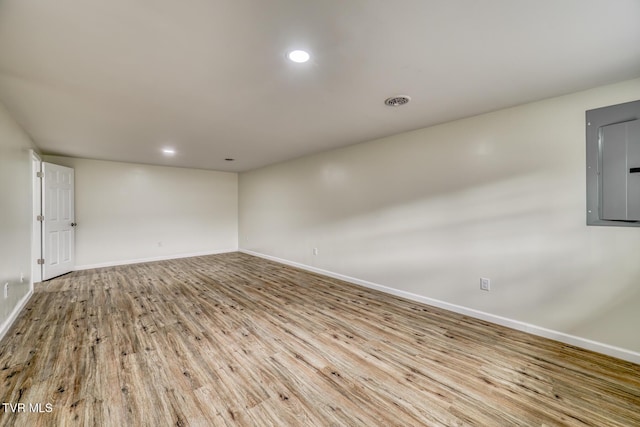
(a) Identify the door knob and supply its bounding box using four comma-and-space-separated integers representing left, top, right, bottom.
71, 222, 77, 227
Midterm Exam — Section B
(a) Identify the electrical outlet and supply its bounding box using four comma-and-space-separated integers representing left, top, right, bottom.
313, 248, 318, 256
4, 283, 8, 299
480, 278, 491, 291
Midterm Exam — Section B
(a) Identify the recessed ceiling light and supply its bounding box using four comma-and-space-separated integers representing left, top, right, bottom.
287, 50, 310, 63
162, 148, 176, 155
384, 95, 411, 107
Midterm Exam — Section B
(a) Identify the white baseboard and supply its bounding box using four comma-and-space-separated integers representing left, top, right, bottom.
0, 288, 34, 343
74, 248, 237, 271
240, 249, 640, 365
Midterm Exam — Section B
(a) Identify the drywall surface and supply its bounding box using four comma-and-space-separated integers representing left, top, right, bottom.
0, 101, 34, 335
240, 78, 640, 354
44, 156, 238, 268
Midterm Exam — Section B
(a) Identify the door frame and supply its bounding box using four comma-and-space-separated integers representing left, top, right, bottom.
30, 150, 42, 284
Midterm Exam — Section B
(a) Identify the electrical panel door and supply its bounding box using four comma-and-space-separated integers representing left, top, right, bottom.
600, 120, 640, 221
586, 100, 640, 227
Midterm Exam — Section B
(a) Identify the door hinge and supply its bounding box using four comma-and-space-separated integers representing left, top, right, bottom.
37, 215, 44, 222
36, 172, 44, 178
37, 259, 45, 265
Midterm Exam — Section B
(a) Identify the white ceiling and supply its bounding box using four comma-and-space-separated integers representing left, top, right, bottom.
0, 1, 639, 172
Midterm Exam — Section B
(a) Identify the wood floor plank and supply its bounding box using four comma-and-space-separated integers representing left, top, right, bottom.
1, 252, 639, 426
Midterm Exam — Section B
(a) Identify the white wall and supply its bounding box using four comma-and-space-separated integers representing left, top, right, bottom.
239, 78, 640, 357
44, 156, 238, 268
0, 101, 35, 338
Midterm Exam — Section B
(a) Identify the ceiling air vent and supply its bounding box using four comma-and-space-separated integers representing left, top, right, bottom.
384, 95, 411, 107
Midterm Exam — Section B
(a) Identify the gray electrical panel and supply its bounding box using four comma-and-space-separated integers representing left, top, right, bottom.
586, 100, 640, 226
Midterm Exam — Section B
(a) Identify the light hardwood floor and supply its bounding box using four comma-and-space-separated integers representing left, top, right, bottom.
1, 252, 639, 426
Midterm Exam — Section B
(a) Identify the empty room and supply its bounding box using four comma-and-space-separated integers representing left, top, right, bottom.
1, 1, 640, 426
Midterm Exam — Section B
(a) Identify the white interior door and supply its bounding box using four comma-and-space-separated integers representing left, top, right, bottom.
42, 162, 75, 280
